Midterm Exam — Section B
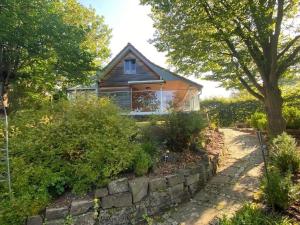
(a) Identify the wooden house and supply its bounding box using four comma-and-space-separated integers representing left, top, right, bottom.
68, 43, 203, 115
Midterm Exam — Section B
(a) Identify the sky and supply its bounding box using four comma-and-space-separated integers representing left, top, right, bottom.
79, 0, 232, 98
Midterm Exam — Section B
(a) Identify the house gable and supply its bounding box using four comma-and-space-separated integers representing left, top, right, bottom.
99, 50, 160, 87
98, 43, 203, 90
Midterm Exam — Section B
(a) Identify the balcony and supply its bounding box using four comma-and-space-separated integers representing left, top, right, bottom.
98, 89, 200, 115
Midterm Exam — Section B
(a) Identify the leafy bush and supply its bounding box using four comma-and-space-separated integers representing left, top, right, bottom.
0, 98, 143, 224
219, 203, 292, 225
164, 111, 207, 152
134, 150, 152, 176
283, 106, 300, 129
260, 168, 299, 211
249, 112, 267, 131
202, 84, 300, 128
270, 132, 300, 174
202, 97, 263, 127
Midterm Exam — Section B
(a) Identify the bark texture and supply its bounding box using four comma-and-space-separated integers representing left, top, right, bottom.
264, 84, 286, 137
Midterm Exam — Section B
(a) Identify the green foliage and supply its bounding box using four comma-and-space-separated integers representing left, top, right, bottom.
219, 203, 292, 225
142, 0, 300, 135
260, 168, 299, 211
134, 150, 152, 176
270, 133, 300, 174
202, 97, 263, 127
249, 112, 268, 131
248, 106, 300, 130
142, 0, 300, 89
164, 111, 207, 152
0, 98, 142, 225
1, 0, 111, 110
283, 106, 300, 129
202, 87, 300, 129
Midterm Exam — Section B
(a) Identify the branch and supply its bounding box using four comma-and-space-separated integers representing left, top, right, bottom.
269, 0, 284, 81
224, 38, 264, 93
233, 21, 265, 76
202, 1, 264, 94
277, 46, 300, 76
277, 35, 300, 59
238, 76, 264, 101
248, 0, 274, 56
273, 0, 284, 45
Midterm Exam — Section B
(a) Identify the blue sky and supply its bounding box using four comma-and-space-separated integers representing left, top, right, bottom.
79, 0, 231, 98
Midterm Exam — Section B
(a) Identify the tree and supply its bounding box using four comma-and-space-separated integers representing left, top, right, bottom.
141, 0, 300, 136
0, 0, 111, 109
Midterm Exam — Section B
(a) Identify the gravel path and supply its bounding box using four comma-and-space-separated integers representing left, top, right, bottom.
155, 128, 264, 225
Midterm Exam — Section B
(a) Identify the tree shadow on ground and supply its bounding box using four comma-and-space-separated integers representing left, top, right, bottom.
166, 129, 264, 225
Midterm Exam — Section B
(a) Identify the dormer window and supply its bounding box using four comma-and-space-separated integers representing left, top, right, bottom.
124, 59, 136, 74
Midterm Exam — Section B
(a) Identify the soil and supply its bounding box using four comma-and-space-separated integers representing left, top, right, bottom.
150, 128, 224, 176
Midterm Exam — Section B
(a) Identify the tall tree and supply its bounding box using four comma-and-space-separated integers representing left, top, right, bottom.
0, 0, 111, 109
141, 0, 300, 136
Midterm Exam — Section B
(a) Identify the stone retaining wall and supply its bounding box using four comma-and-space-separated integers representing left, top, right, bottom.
26, 153, 223, 225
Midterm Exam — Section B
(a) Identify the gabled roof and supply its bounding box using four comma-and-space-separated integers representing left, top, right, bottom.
98, 43, 203, 89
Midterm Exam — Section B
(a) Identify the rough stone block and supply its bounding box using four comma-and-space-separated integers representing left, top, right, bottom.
189, 165, 203, 174
101, 192, 133, 209
99, 207, 135, 225
185, 173, 200, 186
98, 209, 110, 224
177, 168, 191, 176
27, 215, 43, 225
148, 191, 171, 207
188, 182, 199, 196
134, 203, 148, 221
147, 191, 171, 216
70, 199, 93, 216
129, 177, 149, 203
45, 219, 65, 225
101, 195, 115, 209
149, 177, 167, 192
168, 183, 187, 204
166, 174, 184, 186
114, 192, 133, 208
45, 206, 69, 220
197, 164, 207, 184
95, 188, 108, 198
108, 178, 129, 194
73, 212, 95, 225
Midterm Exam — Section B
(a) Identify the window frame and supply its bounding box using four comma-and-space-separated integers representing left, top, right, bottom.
124, 59, 136, 74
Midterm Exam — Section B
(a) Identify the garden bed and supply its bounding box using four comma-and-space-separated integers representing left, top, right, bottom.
26, 128, 225, 225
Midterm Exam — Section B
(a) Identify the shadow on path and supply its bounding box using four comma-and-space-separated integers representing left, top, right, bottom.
157, 128, 264, 225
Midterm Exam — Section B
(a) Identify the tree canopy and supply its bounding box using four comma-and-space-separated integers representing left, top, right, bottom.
142, 0, 300, 135
0, 0, 111, 109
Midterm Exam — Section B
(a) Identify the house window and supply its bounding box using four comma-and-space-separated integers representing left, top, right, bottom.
124, 59, 136, 74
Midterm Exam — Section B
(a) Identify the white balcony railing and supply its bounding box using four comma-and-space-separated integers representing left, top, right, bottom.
98, 89, 200, 115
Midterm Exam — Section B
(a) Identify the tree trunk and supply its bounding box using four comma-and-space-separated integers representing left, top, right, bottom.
264, 84, 286, 137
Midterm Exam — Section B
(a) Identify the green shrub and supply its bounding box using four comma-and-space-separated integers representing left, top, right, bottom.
134, 150, 152, 176
283, 106, 300, 129
202, 97, 263, 127
164, 111, 207, 152
202, 85, 300, 128
270, 132, 300, 174
219, 203, 292, 225
260, 168, 299, 211
249, 112, 267, 131
0, 98, 143, 224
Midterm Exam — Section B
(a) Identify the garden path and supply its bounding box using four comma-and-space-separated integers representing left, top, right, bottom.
155, 128, 264, 225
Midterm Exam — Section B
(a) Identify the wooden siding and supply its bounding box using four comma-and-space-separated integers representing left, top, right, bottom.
100, 52, 160, 87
